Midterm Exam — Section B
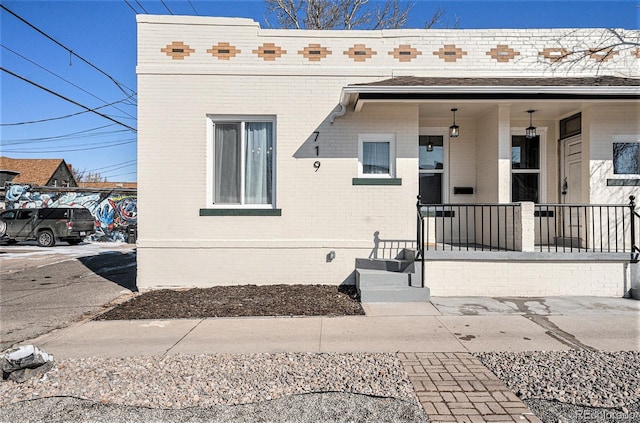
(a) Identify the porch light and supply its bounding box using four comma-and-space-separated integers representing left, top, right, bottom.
449, 108, 459, 138
426, 140, 434, 152
526, 110, 537, 139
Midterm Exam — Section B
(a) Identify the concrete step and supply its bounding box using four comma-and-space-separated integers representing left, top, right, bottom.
355, 258, 414, 273
356, 268, 430, 302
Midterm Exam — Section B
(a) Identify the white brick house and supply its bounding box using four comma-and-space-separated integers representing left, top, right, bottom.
137, 15, 640, 297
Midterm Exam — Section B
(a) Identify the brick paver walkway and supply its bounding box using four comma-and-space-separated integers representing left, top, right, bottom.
398, 352, 543, 423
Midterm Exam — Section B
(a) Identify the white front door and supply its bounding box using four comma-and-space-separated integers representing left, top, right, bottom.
560, 136, 584, 246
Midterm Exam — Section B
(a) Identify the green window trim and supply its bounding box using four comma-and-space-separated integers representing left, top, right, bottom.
352, 178, 402, 186
199, 208, 282, 216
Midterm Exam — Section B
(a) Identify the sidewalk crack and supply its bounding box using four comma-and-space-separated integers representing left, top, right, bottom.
163, 319, 205, 356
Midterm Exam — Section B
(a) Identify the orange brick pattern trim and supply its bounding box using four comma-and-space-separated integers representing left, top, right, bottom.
589, 47, 619, 62
487, 45, 521, 63
389, 44, 422, 62
434, 45, 468, 62
538, 47, 571, 62
253, 43, 287, 61
344, 44, 377, 62
298, 44, 332, 61
398, 352, 543, 423
161, 41, 195, 60
207, 42, 241, 60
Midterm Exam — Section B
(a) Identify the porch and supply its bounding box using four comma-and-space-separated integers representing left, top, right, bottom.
356, 197, 640, 301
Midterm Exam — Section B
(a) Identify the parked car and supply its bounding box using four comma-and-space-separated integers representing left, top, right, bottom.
0, 207, 95, 247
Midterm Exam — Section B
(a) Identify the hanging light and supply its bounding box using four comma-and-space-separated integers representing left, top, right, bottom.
526, 110, 537, 139
426, 140, 434, 152
449, 108, 459, 138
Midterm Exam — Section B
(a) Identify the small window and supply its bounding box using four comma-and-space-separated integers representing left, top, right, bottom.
358, 134, 396, 177
560, 113, 581, 140
613, 143, 640, 175
17, 210, 33, 220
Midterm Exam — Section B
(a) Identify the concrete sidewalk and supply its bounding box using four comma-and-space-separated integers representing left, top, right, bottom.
28, 296, 639, 358
18, 296, 640, 423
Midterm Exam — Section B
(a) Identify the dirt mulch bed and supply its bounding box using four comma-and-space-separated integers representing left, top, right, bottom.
96, 285, 364, 320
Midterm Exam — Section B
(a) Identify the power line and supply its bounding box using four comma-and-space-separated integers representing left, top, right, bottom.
101, 163, 138, 174
1, 44, 137, 120
134, 0, 149, 13
3, 139, 136, 153
3, 123, 116, 142
1, 67, 137, 132
86, 159, 137, 172
105, 171, 137, 179
124, 0, 138, 14
0, 97, 132, 126
187, 0, 199, 15
0, 4, 136, 98
159, 0, 173, 15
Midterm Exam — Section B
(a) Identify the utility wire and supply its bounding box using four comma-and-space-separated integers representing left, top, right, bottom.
124, 0, 138, 14
105, 171, 137, 179
187, 0, 199, 15
0, 4, 136, 98
0, 97, 132, 126
159, 0, 173, 15
1, 44, 137, 120
100, 163, 138, 174
3, 139, 136, 153
1, 67, 137, 132
3, 123, 115, 142
134, 0, 149, 13
86, 159, 137, 172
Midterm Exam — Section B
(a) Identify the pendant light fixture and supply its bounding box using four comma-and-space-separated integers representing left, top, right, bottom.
449, 108, 459, 138
526, 110, 537, 139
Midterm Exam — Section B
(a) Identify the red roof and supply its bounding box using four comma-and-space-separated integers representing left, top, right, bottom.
0, 156, 72, 186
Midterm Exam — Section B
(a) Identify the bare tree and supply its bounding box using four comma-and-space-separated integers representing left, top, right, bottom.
71, 168, 107, 183
542, 28, 639, 76
265, 0, 452, 30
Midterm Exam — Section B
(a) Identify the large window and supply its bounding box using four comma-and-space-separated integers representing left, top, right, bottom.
512, 135, 540, 202
210, 117, 275, 206
358, 134, 396, 177
419, 135, 444, 204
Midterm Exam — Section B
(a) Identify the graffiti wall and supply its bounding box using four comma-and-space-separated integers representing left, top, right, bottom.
4, 184, 137, 242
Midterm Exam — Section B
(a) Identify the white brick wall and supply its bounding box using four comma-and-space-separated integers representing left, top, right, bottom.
137, 15, 638, 292
425, 261, 626, 297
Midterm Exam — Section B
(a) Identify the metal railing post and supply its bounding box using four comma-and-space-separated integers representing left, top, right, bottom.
630, 196, 639, 263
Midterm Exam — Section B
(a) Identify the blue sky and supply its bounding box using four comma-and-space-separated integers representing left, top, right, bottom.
1, 0, 638, 182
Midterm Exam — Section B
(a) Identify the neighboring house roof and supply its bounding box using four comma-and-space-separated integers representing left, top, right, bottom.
0, 156, 75, 186
79, 181, 137, 189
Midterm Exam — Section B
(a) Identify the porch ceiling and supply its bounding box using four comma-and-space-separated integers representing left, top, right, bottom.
416, 101, 594, 120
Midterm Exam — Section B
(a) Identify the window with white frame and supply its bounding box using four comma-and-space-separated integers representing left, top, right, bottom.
209, 116, 275, 206
511, 134, 540, 202
613, 142, 640, 174
358, 134, 396, 177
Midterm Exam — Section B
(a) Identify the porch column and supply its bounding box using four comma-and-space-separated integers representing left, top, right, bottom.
497, 104, 511, 203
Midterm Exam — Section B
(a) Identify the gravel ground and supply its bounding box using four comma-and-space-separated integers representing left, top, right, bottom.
475, 350, 640, 423
0, 352, 427, 422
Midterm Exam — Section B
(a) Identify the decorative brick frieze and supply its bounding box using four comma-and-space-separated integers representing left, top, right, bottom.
487, 45, 520, 63
538, 47, 571, 62
389, 44, 422, 62
298, 44, 331, 61
589, 47, 619, 62
433, 45, 467, 62
344, 44, 377, 62
207, 42, 240, 60
161, 41, 195, 60
253, 43, 286, 61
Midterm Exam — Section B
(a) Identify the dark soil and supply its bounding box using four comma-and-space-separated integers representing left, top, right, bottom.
96, 285, 364, 320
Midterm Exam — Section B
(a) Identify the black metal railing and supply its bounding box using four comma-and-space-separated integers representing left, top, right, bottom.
417, 199, 521, 252
416, 196, 640, 288
534, 202, 636, 253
